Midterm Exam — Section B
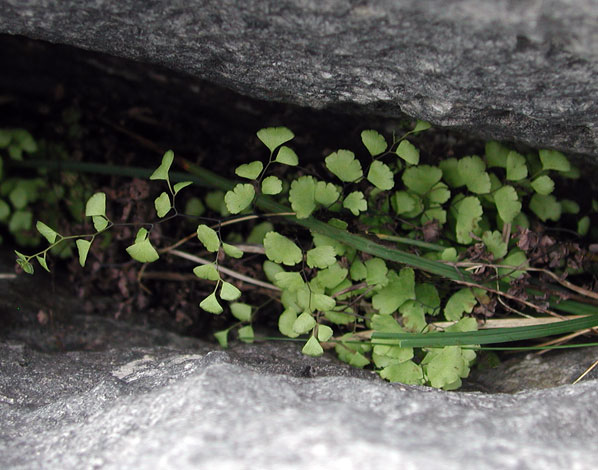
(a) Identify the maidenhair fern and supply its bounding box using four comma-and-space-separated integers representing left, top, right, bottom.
16, 121, 598, 390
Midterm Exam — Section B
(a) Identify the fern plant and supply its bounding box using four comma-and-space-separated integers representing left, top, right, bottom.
16, 123, 598, 390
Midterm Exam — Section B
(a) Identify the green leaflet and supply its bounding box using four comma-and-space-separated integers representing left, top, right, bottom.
396, 139, 420, 165
235, 161, 264, 180
361, 130, 387, 156
257, 127, 295, 153
325, 150, 363, 182
263, 231, 303, 266
402, 165, 442, 195
494, 185, 521, 223
274, 146, 299, 166
149, 150, 174, 181
367, 161, 394, 190
224, 183, 255, 214
539, 149, 570, 172
196, 224, 220, 252
289, 175, 316, 218
455, 196, 483, 244
458, 156, 491, 194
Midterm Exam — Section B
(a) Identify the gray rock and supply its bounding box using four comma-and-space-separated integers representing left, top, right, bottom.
1, 316, 598, 470
1, 0, 597, 158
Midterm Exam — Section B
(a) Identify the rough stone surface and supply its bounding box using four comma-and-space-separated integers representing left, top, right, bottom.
0, 0, 597, 159
2, 316, 598, 470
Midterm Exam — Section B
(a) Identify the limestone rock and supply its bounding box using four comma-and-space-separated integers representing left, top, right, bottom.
1, 316, 598, 469
0, 0, 596, 158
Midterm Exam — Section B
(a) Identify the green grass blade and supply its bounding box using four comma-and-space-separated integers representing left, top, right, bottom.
371, 315, 598, 347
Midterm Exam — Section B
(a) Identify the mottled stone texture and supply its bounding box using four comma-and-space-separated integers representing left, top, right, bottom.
1, 318, 598, 470
0, 0, 597, 158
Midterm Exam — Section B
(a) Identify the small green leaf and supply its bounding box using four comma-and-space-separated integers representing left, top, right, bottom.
302, 335, 324, 357
279, 308, 300, 338
494, 185, 521, 223
34, 255, 49, 272
458, 156, 491, 194
36, 221, 58, 244
235, 161, 264, 180
402, 165, 442, 195
274, 146, 299, 166
173, 181, 192, 195
392, 191, 416, 215
506, 151, 528, 181
230, 302, 252, 322
13, 129, 37, 153
247, 221, 274, 244
238, 325, 254, 343
306, 245, 336, 269
9, 210, 32, 232
372, 268, 415, 314
224, 183, 255, 214
92, 216, 109, 232
427, 182, 451, 205
222, 243, 243, 258
196, 224, 220, 252
577, 216, 590, 236
9, 185, 27, 209
261, 176, 283, 195
314, 181, 340, 206
193, 263, 220, 281
257, 127, 295, 153
561, 199, 580, 214
482, 231, 508, 259
485, 141, 510, 168
365, 258, 389, 287
312, 293, 336, 312
413, 120, 432, 133
343, 191, 367, 216
455, 196, 483, 244
424, 346, 468, 389
154, 192, 171, 218
275, 272, 305, 291
499, 249, 528, 280
396, 303, 426, 333
289, 175, 316, 219
317, 324, 334, 342
415, 283, 441, 315
85, 192, 106, 217
530, 175, 555, 195
314, 263, 348, 289
350, 259, 367, 281
184, 197, 205, 216
220, 281, 241, 301
539, 149, 570, 172
293, 311, 316, 334
361, 130, 387, 156
325, 150, 363, 182
150, 150, 174, 181
214, 329, 229, 348
15, 251, 34, 274
200, 292, 223, 314
0, 199, 9, 221
379, 361, 424, 385
263, 231, 303, 266
529, 194, 561, 221
396, 139, 420, 165
0, 130, 10, 147
367, 161, 394, 190
75, 239, 92, 267
126, 229, 159, 263
439, 158, 464, 188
